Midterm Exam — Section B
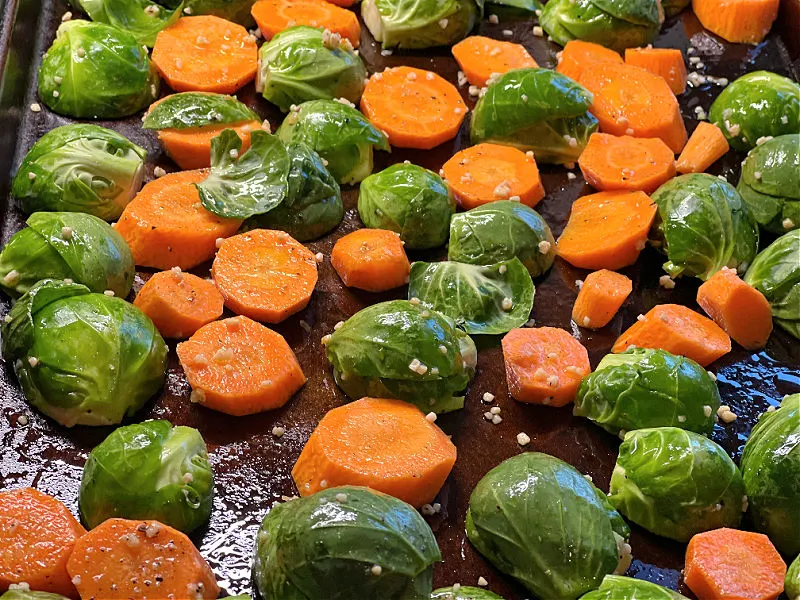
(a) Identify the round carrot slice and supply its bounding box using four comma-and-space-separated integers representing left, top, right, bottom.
330, 229, 409, 292
292, 398, 457, 507
555, 40, 622, 83
211, 229, 318, 323
159, 120, 265, 170
251, 0, 361, 47
152, 16, 258, 94
0, 488, 86, 597
452, 36, 538, 87
114, 170, 242, 270
360, 66, 467, 150
442, 143, 545, 209
177, 316, 306, 415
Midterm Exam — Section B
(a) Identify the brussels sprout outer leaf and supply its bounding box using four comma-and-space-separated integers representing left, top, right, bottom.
69, 0, 183, 47
431, 586, 504, 599
142, 92, 260, 130
0, 592, 72, 600
447, 200, 555, 277
253, 486, 440, 600
609, 428, 745, 542
407, 259, 534, 335
787, 555, 800, 600
0, 228, 74, 297
578, 575, 688, 599
197, 129, 289, 219
740, 394, 800, 556
363, 0, 479, 49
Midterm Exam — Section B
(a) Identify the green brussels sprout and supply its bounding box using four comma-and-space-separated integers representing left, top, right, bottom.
578, 575, 688, 599
325, 300, 477, 413
651, 173, 759, 280
740, 394, 800, 556
660, 0, 690, 16
38, 20, 160, 119
0, 212, 134, 299
142, 91, 260, 130
787, 555, 800, 600
1, 280, 167, 427
358, 164, 455, 249
574, 348, 721, 436
79, 420, 213, 532
159, 0, 255, 24
407, 258, 534, 335
276, 100, 390, 185
68, 0, 182, 47
448, 201, 555, 277
744, 230, 800, 339
470, 68, 599, 164
431, 587, 504, 599
737, 134, 800, 234
609, 427, 746, 542
467, 453, 630, 600
361, 0, 479, 49
541, 0, 663, 52
0, 590, 70, 600
257, 26, 367, 113
243, 142, 343, 241
709, 72, 800, 152
253, 486, 441, 600
12, 124, 146, 220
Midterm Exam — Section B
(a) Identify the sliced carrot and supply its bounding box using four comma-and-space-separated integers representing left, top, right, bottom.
251, 0, 361, 47
441, 143, 545, 209
330, 229, 409, 292
578, 133, 677, 194
579, 62, 688, 153
624, 48, 687, 95
134, 269, 224, 339
697, 267, 773, 350
676, 122, 730, 174
115, 170, 242, 270
212, 229, 317, 323
572, 269, 633, 329
360, 66, 467, 150
685, 528, 787, 600
177, 316, 306, 415
152, 16, 258, 94
555, 40, 623, 83
556, 190, 657, 270
613, 304, 732, 367
692, 0, 779, 44
66, 519, 219, 600
0, 488, 85, 598
159, 121, 266, 170
501, 327, 591, 407
292, 397, 456, 507
451, 36, 538, 87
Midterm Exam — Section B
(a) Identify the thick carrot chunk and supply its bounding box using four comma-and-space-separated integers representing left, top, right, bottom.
331, 229, 410, 292
572, 269, 633, 329
251, 0, 361, 47
676, 122, 730, 174
692, 0, 779, 44
624, 48, 687, 95
556, 40, 623, 83
452, 36, 538, 87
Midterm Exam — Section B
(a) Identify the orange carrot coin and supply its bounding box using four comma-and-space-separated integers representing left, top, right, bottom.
331, 229, 410, 292
451, 36, 538, 87
251, 0, 361, 47
676, 122, 730, 174
572, 269, 633, 329
624, 47, 687, 95
556, 40, 622, 83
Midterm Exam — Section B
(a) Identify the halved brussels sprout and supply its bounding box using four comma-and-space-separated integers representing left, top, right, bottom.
541, 0, 663, 51
431, 587, 504, 599
253, 486, 441, 600
243, 142, 343, 241
740, 394, 800, 556
362, 0, 479, 49
142, 92, 260, 130
578, 575, 688, 599
448, 200, 555, 277
737, 134, 799, 234
160, 0, 254, 24
358, 164, 455, 249
325, 300, 477, 413
0, 591, 70, 600
80, 420, 213, 532
257, 26, 367, 113
467, 452, 630, 600
651, 173, 759, 280
38, 20, 160, 119
12, 124, 146, 220
276, 100, 390, 185
709, 71, 800, 152
1, 280, 167, 427
609, 427, 745, 542
407, 258, 534, 335
744, 230, 800, 339
788, 555, 800, 600
574, 348, 720, 436
470, 68, 599, 164
0, 212, 134, 299
68, 0, 182, 47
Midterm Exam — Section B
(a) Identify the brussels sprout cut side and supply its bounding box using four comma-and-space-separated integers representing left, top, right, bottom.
68, 0, 183, 47
253, 486, 441, 600
578, 575, 688, 599
609, 428, 745, 542
80, 420, 213, 532
1, 280, 167, 427
362, 0, 479, 49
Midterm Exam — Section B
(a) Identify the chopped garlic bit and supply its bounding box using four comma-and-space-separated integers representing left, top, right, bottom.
425, 412, 437, 423
516, 432, 531, 446
272, 426, 285, 438
659, 274, 676, 289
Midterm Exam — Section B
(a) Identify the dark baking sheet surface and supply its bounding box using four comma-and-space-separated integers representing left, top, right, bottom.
1, 0, 799, 597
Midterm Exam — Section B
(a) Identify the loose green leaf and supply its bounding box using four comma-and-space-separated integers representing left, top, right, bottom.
578, 575, 688, 599
362, 0, 479, 49
69, 0, 183, 47
143, 91, 260, 130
